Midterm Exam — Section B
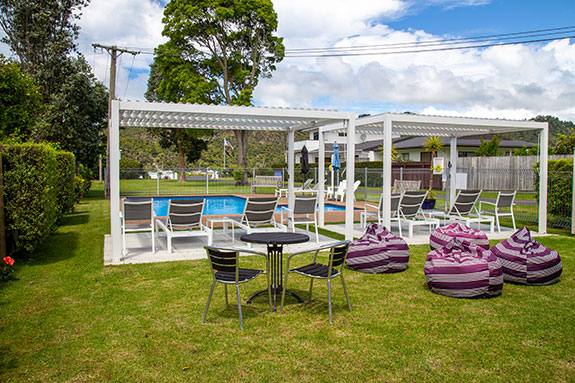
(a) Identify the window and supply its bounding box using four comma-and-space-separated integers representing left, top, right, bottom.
338, 132, 347, 137
402, 153, 410, 161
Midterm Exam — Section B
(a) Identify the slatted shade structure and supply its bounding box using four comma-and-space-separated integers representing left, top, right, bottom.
310, 112, 548, 240
109, 100, 353, 262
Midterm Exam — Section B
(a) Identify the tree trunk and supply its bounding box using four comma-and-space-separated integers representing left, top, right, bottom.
234, 130, 249, 185
178, 148, 186, 182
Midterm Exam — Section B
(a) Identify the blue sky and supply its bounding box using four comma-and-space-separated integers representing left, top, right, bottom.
4, 0, 567, 121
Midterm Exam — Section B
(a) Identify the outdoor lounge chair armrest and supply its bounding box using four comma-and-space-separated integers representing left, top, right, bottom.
363, 203, 379, 212
204, 246, 266, 258
479, 200, 496, 212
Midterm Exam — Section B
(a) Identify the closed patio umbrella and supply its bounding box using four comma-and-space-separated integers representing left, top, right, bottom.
330, 142, 341, 199
301, 145, 310, 175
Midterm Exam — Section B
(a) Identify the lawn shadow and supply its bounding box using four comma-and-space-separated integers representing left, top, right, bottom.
61, 211, 89, 226
0, 342, 17, 378
27, 231, 79, 266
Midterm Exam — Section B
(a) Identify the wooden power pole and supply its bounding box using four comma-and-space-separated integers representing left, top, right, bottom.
92, 44, 139, 199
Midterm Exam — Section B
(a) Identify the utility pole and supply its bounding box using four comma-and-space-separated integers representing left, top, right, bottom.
92, 44, 140, 198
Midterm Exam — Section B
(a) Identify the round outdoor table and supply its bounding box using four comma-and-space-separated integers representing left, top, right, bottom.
240, 232, 309, 311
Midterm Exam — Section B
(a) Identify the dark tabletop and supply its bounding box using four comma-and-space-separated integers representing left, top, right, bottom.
240, 232, 310, 245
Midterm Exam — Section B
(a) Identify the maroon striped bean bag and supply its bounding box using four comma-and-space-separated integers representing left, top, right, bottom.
430, 222, 489, 251
346, 223, 410, 273
425, 238, 503, 298
490, 227, 562, 285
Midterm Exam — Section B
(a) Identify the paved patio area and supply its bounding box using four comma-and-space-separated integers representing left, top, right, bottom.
104, 219, 541, 265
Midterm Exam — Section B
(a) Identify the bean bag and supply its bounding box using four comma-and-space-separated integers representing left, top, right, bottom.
425, 238, 503, 298
490, 227, 562, 285
346, 223, 409, 273
430, 222, 489, 251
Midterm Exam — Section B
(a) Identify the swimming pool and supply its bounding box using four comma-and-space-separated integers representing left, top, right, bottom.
126, 196, 347, 217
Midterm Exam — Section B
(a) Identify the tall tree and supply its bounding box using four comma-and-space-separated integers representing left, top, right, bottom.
156, 0, 285, 184
0, 0, 108, 169
0, 55, 42, 140
146, 60, 213, 182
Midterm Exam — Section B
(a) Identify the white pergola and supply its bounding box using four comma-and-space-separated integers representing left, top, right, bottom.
314, 113, 548, 238
109, 100, 354, 262
109, 102, 549, 263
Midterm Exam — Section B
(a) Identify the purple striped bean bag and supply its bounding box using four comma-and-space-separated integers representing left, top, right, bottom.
490, 227, 562, 285
430, 222, 490, 251
346, 223, 410, 273
425, 238, 503, 298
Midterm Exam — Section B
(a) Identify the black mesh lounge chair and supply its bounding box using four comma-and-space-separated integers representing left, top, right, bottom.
232, 197, 286, 234
280, 240, 351, 323
121, 198, 155, 255
398, 191, 439, 238
479, 191, 516, 232
156, 199, 213, 253
280, 195, 319, 243
438, 190, 494, 232
202, 246, 270, 330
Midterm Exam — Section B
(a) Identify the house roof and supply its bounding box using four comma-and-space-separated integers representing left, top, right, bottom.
357, 135, 536, 152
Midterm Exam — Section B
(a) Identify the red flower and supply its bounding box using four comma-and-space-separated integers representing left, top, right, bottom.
3, 257, 14, 266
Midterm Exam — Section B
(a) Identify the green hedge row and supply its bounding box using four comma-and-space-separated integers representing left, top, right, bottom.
2, 143, 78, 256
534, 158, 572, 219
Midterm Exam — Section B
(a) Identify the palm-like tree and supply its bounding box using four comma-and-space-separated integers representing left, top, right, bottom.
423, 136, 444, 196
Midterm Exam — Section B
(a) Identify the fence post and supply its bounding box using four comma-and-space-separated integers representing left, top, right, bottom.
206, 167, 209, 195
400, 167, 403, 181
572, 149, 575, 235
156, 166, 160, 196
364, 167, 368, 201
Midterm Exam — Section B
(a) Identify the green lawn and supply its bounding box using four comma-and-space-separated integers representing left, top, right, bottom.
1, 190, 574, 382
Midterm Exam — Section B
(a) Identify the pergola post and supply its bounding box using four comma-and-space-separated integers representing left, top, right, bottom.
288, 129, 295, 214
539, 123, 549, 234
345, 115, 356, 240
110, 100, 122, 262
382, 116, 393, 228
318, 130, 325, 227
449, 136, 458, 209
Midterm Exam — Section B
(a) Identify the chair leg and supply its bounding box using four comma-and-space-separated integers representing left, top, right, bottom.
341, 273, 352, 312
202, 280, 216, 324
398, 220, 402, 238
309, 278, 314, 302
511, 209, 516, 231
151, 224, 155, 254
236, 284, 244, 330
224, 284, 229, 307
495, 213, 501, 233
280, 272, 289, 313
328, 278, 332, 324
314, 221, 319, 243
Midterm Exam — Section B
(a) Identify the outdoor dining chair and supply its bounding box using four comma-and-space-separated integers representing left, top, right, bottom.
202, 246, 270, 330
280, 240, 351, 324
479, 191, 516, 232
121, 198, 155, 255
155, 199, 213, 253
280, 194, 319, 242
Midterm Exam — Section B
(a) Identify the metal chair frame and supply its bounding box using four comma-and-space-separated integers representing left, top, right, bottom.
121, 198, 155, 255
280, 195, 319, 243
280, 240, 351, 323
479, 191, 517, 232
202, 246, 271, 330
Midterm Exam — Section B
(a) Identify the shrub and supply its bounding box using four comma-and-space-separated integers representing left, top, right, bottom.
55, 151, 76, 215
534, 159, 572, 218
2, 143, 59, 256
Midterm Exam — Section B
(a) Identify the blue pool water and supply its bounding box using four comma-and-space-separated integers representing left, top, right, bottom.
127, 196, 347, 217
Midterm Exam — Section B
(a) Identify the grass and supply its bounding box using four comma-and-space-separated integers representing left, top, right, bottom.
1, 189, 574, 382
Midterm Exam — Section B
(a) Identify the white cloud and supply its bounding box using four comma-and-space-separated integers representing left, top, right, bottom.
67, 0, 575, 121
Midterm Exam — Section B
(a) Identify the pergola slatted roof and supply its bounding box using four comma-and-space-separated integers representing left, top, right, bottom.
118, 100, 350, 131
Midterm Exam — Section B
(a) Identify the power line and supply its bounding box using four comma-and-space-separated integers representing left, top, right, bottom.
284, 25, 575, 53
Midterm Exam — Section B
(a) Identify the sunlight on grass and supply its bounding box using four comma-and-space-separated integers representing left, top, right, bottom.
0, 190, 573, 382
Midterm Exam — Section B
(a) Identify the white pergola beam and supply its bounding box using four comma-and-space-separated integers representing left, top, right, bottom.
539, 124, 549, 233
345, 115, 356, 240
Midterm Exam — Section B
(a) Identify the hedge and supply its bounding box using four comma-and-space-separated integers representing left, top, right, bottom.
1, 143, 76, 256
534, 158, 572, 219
56, 151, 76, 215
